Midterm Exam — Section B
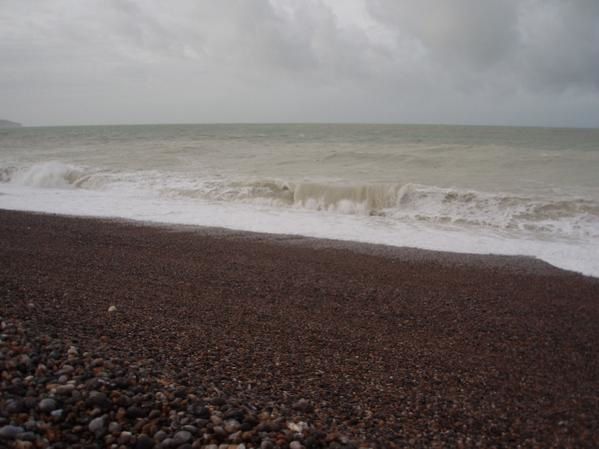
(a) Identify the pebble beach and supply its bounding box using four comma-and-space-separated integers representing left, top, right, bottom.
1, 209, 599, 448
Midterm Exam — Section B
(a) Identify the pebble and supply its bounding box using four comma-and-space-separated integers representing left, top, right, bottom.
154, 430, 167, 442
5, 399, 26, 414
224, 419, 240, 433
16, 431, 37, 441
292, 399, 313, 413
135, 434, 155, 449
89, 416, 106, 436
173, 430, 192, 445
55, 384, 75, 395
0, 425, 24, 440
23, 420, 37, 431
287, 422, 308, 433
228, 431, 242, 443
182, 424, 198, 434
56, 364, 74, 375
127, 406, 147, 418
108, 305, 118, 313
118, 431, 133, 444
260, 440, 275, 449
192, 405, 210, 419
223, 409, 244, 421
87, 391, 113, 410
39, 398, 58, 413
14, 441, 33, 449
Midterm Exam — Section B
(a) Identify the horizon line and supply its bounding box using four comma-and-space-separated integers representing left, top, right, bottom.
7, 121, 599, 131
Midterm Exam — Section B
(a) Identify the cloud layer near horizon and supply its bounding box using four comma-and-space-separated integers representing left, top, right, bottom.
1, 0, 598, 127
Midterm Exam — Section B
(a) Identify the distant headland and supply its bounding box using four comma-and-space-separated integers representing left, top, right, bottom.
0, 119, 22, 128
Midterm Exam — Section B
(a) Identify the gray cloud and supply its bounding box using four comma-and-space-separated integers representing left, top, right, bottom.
518, 0, 599, 91
368, 0, 599, 92
368, 0, 521, 69
0, 0, 597, 127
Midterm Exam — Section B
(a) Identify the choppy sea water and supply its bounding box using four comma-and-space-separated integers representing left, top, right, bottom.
1, 123, 598, 276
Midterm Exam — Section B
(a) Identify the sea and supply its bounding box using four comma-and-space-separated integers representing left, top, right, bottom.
1, 123, 598, 277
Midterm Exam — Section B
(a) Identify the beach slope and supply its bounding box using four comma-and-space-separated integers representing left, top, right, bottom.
1, 210, 598, 448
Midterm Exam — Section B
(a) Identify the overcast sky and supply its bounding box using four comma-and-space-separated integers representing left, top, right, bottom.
1, 0, 598, 127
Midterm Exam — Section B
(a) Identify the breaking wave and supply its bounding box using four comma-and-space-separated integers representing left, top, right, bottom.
163, 178, 599, 239
2, 161, 89, 189
0, 161, 123, 191
2, 161, 598, 240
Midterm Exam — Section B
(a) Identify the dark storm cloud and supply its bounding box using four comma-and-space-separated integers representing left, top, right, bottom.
0, 0, 597, 126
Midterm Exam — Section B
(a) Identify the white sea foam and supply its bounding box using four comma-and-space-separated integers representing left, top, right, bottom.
0, 180, 598, 277
3, 162, 597, 240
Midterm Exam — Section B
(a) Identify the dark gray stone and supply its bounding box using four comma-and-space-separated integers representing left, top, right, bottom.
39, 398, 58, 412
88, 416, 106, 436
173, 430, 192, 445
0, 425, 24, 440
